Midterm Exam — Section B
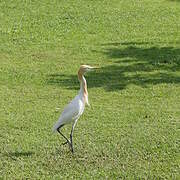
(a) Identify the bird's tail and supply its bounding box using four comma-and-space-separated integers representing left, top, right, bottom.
52, 122, 59, 133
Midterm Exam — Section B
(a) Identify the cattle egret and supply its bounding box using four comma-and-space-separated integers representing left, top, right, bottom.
52, 65, 97, 153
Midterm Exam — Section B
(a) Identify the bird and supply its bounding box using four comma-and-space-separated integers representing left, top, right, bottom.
52, 65, 97, 153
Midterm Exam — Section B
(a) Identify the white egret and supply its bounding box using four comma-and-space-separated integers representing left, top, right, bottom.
52, 65, 97, 153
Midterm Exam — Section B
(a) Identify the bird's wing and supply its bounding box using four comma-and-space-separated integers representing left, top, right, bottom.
57, 97, 80, 124
61, 100, 79, 120
52, 96, 82, 132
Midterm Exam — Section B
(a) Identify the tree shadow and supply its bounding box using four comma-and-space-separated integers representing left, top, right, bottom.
168, 0, 180, 2
46, 42, 180, 91
4, 151, 34, 160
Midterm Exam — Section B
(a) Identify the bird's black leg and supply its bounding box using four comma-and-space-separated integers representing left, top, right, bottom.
70, 131, 73, 153
57, 126, 70, 146
70, 120, 77, 153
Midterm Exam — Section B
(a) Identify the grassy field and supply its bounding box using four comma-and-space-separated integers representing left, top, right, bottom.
0, 0, 180, 179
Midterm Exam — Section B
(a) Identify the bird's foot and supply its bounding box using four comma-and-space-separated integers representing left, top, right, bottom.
61, 140, 71, 146
61, 141, 74, 153
71, 146, 74, 153
70, 142, 74, 153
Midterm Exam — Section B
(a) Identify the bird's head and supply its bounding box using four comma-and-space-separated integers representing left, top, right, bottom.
78, 65, 98, 75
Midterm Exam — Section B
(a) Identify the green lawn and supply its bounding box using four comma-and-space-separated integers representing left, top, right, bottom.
0, 0, 180, 179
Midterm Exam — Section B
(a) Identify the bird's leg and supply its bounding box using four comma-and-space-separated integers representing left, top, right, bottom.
70, 131, 73, 153
70, 120, 78, 153
57, 127, 71, 146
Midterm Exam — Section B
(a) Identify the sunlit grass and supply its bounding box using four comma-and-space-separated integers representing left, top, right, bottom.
0, 0, 180, 179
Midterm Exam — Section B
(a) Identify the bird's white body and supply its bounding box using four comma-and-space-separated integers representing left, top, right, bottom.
52, 90, 85, 132
52, 75, 89, 133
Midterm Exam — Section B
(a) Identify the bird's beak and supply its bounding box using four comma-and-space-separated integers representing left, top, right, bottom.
85, 66, 100, 72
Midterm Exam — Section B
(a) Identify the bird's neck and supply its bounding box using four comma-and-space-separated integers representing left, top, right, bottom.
78, 71, 88, 104
78, 75, 88, 96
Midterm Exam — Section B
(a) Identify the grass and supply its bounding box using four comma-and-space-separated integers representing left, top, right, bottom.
0, 0, 180, 179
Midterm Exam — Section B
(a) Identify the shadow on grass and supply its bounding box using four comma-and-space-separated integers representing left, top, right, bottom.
5, 151, 34, 160
46, 42, 180, 91
168, 0, 180, 2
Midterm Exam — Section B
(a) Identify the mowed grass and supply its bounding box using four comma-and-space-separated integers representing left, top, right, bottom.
0, 0, 180, 178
